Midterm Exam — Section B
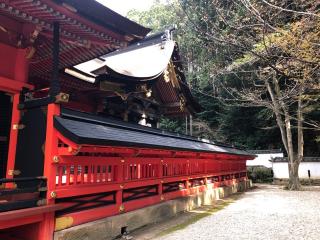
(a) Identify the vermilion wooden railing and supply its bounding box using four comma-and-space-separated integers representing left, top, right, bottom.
1, 103, 250, 240
52, 146, 248, 228
54, 156, 246, 190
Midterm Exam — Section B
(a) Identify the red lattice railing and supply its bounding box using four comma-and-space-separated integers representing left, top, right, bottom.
42, 104, 251, 231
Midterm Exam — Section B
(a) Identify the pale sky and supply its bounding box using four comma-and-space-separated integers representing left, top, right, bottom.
96, 0, 155, 16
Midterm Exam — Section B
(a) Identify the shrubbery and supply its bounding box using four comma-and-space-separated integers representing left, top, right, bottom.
247, 166, 273, 183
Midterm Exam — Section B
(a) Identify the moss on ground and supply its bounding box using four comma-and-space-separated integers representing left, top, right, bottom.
158, 194, 242, 237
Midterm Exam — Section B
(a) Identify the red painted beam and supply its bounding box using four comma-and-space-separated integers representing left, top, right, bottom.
0, 76, 33, 94
0, 205, 63, 229
0, 204, 64, 222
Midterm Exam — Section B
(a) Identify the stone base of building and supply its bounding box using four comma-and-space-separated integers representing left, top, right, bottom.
54, 180, 252, 240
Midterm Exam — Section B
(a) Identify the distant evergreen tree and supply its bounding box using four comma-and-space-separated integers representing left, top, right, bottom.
127, 0, 319, 170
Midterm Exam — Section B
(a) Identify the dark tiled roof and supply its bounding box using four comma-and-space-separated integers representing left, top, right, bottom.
248, 149, 283, 154
54, 109, 254, 157
271, 157, 320, 162
53, 0, 151, 38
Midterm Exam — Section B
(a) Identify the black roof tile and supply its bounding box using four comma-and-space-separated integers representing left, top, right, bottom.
54, 108, 253, 157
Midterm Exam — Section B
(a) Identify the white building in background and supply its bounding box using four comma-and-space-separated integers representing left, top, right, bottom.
246, 150, 320, 181
246, 150, 283, 168
271, 157, 320, 179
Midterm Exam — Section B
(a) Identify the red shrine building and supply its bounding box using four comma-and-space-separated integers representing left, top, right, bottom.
0, 1, 255, 239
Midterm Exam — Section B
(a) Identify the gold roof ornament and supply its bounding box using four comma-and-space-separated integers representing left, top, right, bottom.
179, 96, 186, 111
163, 68, 170, 83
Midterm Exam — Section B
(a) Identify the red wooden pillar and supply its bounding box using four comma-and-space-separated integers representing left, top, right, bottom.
44, 103, 60, 202
41, 103, 60, 240
6, 94, 20, 186
37, 212, 55, 240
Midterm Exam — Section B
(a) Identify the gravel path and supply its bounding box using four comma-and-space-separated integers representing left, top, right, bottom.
156, 185, 320, 240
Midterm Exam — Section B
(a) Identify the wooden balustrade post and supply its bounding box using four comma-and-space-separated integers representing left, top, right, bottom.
205, 159, 208, 174
44, 103, 60, 204
159, 158, 163, 200
116, 158, 124, 212
159, 159, 164, 179
42, 103, 60, 240
187, 159, 190, 175
185, 159, 190, 193
185, 179, 190, 194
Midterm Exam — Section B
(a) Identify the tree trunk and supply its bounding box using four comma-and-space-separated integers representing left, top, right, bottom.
265, 79, 289, 152
266, 75, 302, 190
284, 110, 302, 190
288, 84, 304, 191
288, 160, 301, 190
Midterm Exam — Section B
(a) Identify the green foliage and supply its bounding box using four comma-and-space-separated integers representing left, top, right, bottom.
247, 166, 274, 183
128, 1, 181, 33
217, 107, 283, 149
159, 117, 186, 134
127, 0, 319, 155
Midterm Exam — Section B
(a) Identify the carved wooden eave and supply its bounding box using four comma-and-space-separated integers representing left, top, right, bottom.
0, 0, 150, 84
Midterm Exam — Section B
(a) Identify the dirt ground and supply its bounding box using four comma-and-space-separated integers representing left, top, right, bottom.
125, 184, 320, 240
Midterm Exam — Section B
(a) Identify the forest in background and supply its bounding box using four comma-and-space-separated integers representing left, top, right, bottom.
127, 0, 319, 157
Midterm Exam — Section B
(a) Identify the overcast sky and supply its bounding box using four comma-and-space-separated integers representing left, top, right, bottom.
96, 0, 155, 16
